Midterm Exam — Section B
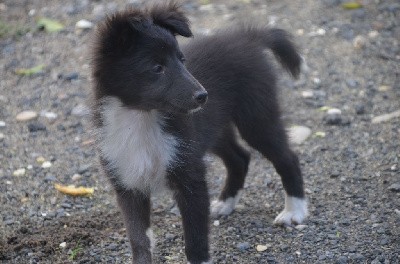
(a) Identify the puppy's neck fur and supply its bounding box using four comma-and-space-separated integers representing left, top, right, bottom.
98, 96, 178, 192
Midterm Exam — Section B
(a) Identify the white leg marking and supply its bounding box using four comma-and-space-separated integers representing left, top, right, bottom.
274, 195, 308, 225
146, 228, 155, 253
210, 190, 242, 218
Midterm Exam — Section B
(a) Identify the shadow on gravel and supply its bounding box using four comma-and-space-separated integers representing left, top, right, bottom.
0, 211, 123, 262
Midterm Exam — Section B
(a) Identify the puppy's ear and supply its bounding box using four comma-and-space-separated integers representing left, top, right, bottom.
150, 2, 192, 37
96, 11, 146, 55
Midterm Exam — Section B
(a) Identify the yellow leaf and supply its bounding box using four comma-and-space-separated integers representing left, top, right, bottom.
342, 2, 363, 9
318, 106, 331, 111
55, 183, 94, 196
15, 64, 45, 76
37, 18, 64, 33
314, 131, 326, 138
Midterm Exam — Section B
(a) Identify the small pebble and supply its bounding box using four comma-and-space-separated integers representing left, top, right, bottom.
36, 156, 45, 164
368, 30, 379, 38
388, 183, 400, 192
71, 173, 82, 181
378, 85, 391, 92
325, 108, 342, 125
237, 242, 251, 251
44, 175, 56, 182
301, 90, 314, 98
71, 104, 90, 117
76, 19, 94, 29
395, 209, 400, 216
256, 245, 269, 252
0, 133, 4, 141
165, 233, 176, 241
16, 111, 38, 122
59, 242, 67, 248
330, 171, 340, 178
353, 35, 367, 49
41, 161, 52, 168
213, 220, 220, 226
295, 224, 308, 231
0, 121, 5, 128
13, 168, 26, 177
288, 126, 311, 145
372, 110, 400, 124
63, 72, 79, 81
337, 256, 348, 264
40, 111, 58, 120
355, 104, 365, 115
28, 122, 46, 132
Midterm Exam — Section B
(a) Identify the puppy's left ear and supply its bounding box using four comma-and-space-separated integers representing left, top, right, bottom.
150, 2, 192, 37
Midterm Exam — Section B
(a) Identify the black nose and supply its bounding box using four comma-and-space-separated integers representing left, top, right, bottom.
193, 91, 208, 105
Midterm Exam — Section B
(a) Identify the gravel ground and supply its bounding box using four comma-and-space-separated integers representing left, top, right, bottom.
1, 0, 399, 263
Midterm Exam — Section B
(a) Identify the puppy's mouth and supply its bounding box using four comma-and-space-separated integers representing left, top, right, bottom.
188, 106, 203, 114
167, 104, 203, 115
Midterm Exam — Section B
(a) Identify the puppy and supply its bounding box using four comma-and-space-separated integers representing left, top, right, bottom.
91, 2, 307, 263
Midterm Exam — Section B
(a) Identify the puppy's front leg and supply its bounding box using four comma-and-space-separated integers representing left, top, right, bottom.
169, 165, 211, 264
115, 188, 152, 264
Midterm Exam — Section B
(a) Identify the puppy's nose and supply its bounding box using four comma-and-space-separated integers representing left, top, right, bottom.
193, 91, 208, 105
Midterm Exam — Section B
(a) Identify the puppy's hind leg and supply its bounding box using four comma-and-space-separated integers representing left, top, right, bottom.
115, 188, 153, 264
210, 127, 250, 217
236, 113, 308, 226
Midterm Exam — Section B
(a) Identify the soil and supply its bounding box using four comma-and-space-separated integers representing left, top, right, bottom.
0, 0, 399, 263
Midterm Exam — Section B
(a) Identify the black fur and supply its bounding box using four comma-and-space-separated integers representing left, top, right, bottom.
92, 2, 305, 263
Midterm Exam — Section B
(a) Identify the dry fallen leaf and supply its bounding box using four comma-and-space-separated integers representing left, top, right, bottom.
342, 2, 363, 9
54, 183, 94, 196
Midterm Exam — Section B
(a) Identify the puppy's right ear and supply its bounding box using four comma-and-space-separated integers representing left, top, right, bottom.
96, 11, 144, 55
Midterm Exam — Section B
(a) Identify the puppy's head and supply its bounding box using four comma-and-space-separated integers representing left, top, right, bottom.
92, 2, 207, 114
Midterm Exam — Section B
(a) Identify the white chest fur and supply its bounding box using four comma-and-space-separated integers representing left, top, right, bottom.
98, 97, 178, 192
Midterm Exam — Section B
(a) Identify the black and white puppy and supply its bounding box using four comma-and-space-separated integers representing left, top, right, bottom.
91, 2, 307, 264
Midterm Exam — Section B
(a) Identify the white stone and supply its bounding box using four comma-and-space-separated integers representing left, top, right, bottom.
41, 161, 52, 168
59, 242, 67, 248
0, 121, 6, 128
71, 173, 82, 181
295, 224, 308, 231
76, 19, 94, 29
256, 245, 269, 252
327, 108, 342, 115
368, 30, 379, 38
288, 126, 311, 145
301, 90, 314, 98
13, 168, 26, 177
213, 220, 220, 227
16, 111, 38, 122
40, 111, 58, 119
0, 133, 4, 141
353, 35, 367, 49
371, 110, 400, 124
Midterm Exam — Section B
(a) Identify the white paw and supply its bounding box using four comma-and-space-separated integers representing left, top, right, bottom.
273, 196, 308, 225
210, 191, 242, 218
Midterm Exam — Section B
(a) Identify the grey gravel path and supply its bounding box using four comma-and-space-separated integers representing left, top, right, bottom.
0, 0, 399, 263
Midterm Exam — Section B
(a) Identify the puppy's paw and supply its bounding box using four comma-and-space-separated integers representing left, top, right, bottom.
273, 196, 308, 226
210, 192, 242, 218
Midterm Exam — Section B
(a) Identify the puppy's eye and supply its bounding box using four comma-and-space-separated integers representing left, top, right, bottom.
152, 65, 165, 74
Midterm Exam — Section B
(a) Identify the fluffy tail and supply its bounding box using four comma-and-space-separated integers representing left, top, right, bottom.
245, 27, 302, 78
